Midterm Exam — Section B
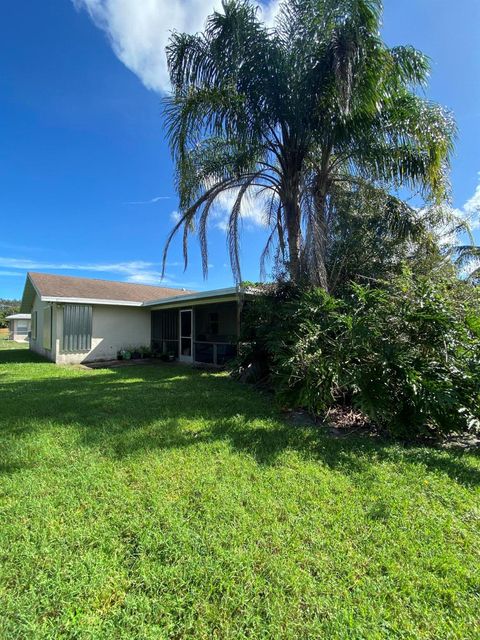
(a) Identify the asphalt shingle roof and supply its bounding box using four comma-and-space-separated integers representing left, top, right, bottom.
28, 272, 194, 303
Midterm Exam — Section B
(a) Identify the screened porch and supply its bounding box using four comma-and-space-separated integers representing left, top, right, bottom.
151, 301, 239, 366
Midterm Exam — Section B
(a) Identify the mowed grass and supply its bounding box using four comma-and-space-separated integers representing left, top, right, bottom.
0, 340, 479, 639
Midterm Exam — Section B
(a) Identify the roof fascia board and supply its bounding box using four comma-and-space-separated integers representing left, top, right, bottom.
144, 287, 241, 308
148, 295, 241, 310
41, 296, 145, 307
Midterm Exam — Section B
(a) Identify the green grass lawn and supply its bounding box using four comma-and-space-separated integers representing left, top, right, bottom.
0, 340, 479, 639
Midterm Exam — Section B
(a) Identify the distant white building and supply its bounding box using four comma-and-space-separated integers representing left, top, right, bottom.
6, 313, 31, 342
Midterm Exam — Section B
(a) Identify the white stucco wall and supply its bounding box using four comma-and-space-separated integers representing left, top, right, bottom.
55, 304, 151, 365
29, 297, 57, 362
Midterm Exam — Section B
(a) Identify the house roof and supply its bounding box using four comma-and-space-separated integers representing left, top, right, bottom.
20, 272, 260, 313
21, 272, 194, 310
5, 314, 31, 320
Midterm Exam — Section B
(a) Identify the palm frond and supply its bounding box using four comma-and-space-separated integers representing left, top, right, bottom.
163, 0, 456, 288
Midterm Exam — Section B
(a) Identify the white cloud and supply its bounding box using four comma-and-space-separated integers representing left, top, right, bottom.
212, 187, 271, 232
72, 0, 279, 93
165, 188, 271, 234
455, 175, 480, 234
458, 256, 480, 280
422, 177, 480, 282
463, 174, 480, 228
125, 195, 171, 205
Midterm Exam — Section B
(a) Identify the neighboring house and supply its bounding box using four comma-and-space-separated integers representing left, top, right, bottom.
5, 314, 31, 342
20, 272, 255, 365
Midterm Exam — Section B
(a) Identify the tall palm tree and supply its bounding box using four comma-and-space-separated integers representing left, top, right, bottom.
163, 0, 455, 288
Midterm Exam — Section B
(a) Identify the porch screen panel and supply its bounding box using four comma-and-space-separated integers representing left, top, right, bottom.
151, 310, 179, 356
63, 304, 92, 352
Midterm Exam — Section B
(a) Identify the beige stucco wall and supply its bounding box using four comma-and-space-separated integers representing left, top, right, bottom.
55, 304, 151, 365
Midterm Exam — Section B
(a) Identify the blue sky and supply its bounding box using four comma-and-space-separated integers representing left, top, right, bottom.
1, 0, 479, 300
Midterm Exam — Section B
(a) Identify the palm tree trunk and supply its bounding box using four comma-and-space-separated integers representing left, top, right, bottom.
285, 198, 302, 283
311, 154, 332, 290
313, 187, 329, 290
280, 148, 304, 284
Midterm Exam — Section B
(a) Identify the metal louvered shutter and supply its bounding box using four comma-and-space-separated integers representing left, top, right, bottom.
63, 305, 92, 352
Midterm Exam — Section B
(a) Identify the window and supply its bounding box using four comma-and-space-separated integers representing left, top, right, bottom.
207, 312, 219, 336
31, 312, 37, 340
62, 304, 92, 352
43, 306, 52, 350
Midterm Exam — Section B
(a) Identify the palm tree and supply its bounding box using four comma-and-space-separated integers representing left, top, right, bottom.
162, 0, 455, 288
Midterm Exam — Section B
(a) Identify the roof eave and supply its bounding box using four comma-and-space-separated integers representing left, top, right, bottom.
5, 314, 31, 320
20, 274, 40, 313
40, 296, 146, 307
144, 286, 258, 309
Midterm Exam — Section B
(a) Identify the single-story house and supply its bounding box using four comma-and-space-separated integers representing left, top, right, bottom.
20, 272, 256, 365
5, 313, 31, 342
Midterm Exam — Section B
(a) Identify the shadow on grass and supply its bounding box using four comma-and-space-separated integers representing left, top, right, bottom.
0, 350, 478, 487
0, 347, 49, 365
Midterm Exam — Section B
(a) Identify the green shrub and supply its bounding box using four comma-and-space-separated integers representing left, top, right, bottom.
239, 274, 480, 439
346, 276, 480, 436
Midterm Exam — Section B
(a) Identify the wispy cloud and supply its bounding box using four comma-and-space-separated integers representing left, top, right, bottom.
463, 175, 480, 227
0, 257, 196, 288
72, 0, 280, 94
125, 196, 171, 205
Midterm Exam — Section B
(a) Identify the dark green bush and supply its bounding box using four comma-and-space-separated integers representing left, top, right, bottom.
238, 274, 480, 438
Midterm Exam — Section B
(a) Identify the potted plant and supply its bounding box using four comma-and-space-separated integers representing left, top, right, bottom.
140, 346, 152, 359
131, 347, 141, 360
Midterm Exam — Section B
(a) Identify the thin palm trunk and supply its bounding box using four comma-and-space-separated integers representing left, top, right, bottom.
285, 198, 302, 282
313, 172, 330, 290
280, 156, 303, 283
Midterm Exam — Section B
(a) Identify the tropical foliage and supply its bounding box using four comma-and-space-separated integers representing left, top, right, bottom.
0, 299, 20, 328
239, 273, 480, 438
163, 0, 455, 287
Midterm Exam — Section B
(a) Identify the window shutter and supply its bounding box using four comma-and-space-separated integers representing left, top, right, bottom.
63, 305, 92, 352
43, 307, 52, 350
31, 312, 37, 340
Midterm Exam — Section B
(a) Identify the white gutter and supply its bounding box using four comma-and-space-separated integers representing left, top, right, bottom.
41, 296, 145, 307
143, 286, 241, 308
